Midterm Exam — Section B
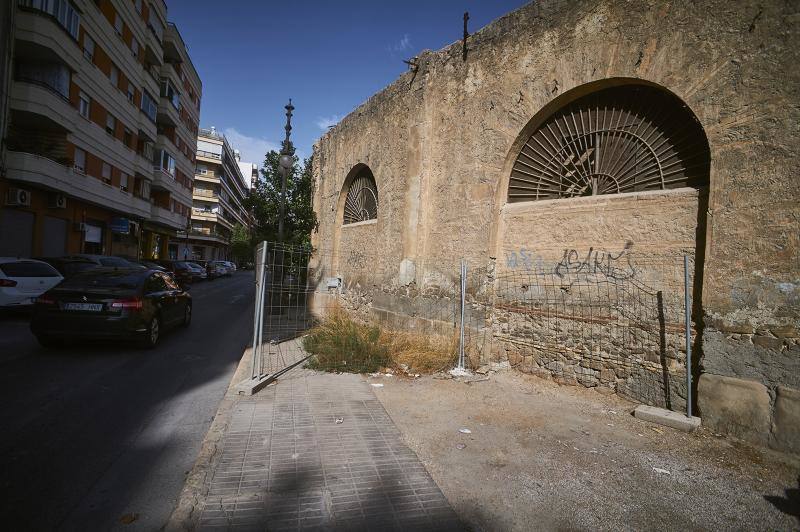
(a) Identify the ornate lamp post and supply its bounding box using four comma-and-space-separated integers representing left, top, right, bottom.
277, 99, 294, 243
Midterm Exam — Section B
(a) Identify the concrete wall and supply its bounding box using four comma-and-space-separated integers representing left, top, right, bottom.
312, 0, 800, 453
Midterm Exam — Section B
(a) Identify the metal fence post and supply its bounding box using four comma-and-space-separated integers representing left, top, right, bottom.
251, 242, 267, 379
684, 254, 693, 417
458, 259, 467, 370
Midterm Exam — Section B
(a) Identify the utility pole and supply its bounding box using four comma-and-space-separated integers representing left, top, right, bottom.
277, 99, 294, 243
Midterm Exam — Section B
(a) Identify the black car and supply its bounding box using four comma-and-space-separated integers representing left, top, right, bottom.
31, 268, 191, 348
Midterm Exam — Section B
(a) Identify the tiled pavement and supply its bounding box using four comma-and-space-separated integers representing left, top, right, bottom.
197, 370, 463, 531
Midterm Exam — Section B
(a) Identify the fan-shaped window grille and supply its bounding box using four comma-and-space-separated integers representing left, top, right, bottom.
343, 172, 378, 225
508, 85, 710, 203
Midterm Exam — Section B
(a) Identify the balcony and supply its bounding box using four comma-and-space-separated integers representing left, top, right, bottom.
150, 204, 186, 230
6, 150, 151, 218
152, 166, 191, 204
15, 3, 83, 70
192, 188, 218, 201
10, 78, 75, 132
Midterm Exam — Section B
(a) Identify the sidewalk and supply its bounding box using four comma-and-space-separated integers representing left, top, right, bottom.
169, 349, 462, 531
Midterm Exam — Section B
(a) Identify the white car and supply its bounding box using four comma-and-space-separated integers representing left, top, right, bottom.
0, 258, 64, 308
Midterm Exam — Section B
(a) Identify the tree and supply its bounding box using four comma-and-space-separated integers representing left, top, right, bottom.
229, 223, 252, 265
245, 151, 317, 248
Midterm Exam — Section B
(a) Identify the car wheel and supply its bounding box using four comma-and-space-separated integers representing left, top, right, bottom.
36, 335, 62, 349
182, 304, 192, 327
141, 316, 160, 349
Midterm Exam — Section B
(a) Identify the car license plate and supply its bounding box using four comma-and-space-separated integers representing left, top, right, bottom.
64, 302, 103, 312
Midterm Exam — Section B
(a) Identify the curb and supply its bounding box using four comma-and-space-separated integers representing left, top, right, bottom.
164, 346, 256, 531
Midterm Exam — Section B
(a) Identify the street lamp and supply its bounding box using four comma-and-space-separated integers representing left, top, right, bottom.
277, 99, 295, 243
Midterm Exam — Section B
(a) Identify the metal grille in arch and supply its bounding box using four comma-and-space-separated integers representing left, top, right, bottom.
508, 85, 710, 202
343, 174, 378, 224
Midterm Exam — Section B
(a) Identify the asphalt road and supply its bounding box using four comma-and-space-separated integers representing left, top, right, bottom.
0, 271, 255, 531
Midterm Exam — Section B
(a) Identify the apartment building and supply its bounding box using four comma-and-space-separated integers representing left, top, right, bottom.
0, 0, 201, 260
181, 127, 250, 261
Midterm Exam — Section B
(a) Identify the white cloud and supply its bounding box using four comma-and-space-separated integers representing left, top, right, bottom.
222, 127, 280, 166
315, 115, 342, 131
390, 34, 412, 53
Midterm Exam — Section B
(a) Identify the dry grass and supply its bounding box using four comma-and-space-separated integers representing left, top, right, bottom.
303, 308, 458, 374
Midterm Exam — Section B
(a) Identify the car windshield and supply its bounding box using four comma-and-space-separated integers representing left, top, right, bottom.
62, 262, 98, 277
98, 257, 135, 268
0, 261, 61, 277
59, 270, 144, 290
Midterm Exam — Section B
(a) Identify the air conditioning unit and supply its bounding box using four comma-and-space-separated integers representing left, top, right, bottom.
5, 187, 31, 207
48, 193, 67, 209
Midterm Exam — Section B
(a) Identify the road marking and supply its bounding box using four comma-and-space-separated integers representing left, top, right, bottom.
230, 294, 245, 304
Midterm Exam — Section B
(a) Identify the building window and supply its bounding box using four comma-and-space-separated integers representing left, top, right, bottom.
113, 13, 123, 36
141, 179, 151, 199
102, 162, 112, 184
160, 150, 176, 177
196, 164, 207, 175
343, 168, 379, 225
159, 78, 180, 109
127, 84, 135, 103
78, 91, 90, 119
83, 35, 95, 61
74, 148, 86, 173
507, 84, 711, 203
105, 114, 116, 136
123, 127, 133, 147
141, 90, 157, 122
120, 172, 129, 192
110, 65, 119, 87
131, 39, 139, 59
135, 0, 143, 14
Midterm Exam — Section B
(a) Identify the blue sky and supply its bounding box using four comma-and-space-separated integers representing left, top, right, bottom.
167, 0, 529, 166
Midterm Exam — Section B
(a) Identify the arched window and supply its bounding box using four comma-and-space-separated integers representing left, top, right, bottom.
508, 84, 710, 203
343, 168, 378, 225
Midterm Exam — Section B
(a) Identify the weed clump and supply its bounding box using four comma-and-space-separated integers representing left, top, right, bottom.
303, 309, 390, 373
303, 309, 458, 374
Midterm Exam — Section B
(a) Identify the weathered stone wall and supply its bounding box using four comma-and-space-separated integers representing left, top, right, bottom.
312, 0, 800, 453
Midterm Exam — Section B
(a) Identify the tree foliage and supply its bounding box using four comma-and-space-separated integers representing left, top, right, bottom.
245, 151, 317, 248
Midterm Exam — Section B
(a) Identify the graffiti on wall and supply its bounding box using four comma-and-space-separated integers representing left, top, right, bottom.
505, 241, 637, 279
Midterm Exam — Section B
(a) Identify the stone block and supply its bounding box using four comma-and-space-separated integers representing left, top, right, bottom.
752, 335, 784, 351
770, 325, 798, 338
711, 318, 754, 334
599, 368, 616, 383
698, 374, 771, 446
771, 385, 800, 455
634, 405, 701, 432
507, 349, 522, 367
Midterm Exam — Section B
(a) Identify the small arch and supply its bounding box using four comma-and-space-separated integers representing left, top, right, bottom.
340, 164, 378, 225
331, 163, 379, 275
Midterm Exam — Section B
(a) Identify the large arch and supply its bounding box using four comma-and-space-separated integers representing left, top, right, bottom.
491, 77, 711, 256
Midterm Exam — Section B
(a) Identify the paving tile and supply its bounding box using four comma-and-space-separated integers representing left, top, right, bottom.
197, 370, 462, 530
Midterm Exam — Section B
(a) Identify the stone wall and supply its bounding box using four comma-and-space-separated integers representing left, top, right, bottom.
312, 0, 800, 453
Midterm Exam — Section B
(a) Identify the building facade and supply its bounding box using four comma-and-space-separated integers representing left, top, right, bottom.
0, 0, 201, 260
313, 1, 799, 453
181, 127, 250, 261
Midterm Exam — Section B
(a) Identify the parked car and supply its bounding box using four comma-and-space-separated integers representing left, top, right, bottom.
0, 258, 64, 308
35, 256, 99, 279
63, 254, 142, 269
204, 261, 226, 280
222, 261, 237, 273
184, 262, 208, 282
155, 260, 193, 288
31, 268, 191, 348
211, 261, 232, 277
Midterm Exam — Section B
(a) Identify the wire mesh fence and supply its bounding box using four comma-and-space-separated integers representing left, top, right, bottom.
249, 241, 695, 413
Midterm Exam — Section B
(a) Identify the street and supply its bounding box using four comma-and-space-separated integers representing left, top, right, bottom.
0, 271, 254, 531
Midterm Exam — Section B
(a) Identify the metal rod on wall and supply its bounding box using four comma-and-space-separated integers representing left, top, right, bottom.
684, 254, 692, 417
458, 259, 467, 369
251, 242, 267, 379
